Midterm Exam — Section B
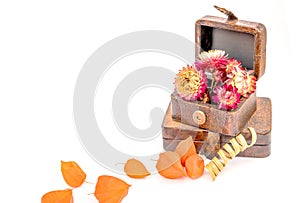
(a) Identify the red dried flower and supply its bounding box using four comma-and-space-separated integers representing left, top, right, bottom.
174, 49, 256, 110
212, 84, 241, 111
213, 67, 228, 83
195, 50, 229, 72
174, 65, 207, 101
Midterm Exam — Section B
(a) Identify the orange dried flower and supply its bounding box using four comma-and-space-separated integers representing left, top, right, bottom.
94, 175, 131, 203
175, 136, 197, 166
156, 151, 186, 179
61, 160, 86, 188
185, 154, 204, 179
124, 158, 150, 179
42, 161, 132, 203
41, 189, 73, 203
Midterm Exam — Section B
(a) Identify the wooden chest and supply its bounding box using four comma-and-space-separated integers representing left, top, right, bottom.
161, 7, 271, 158
162, 97, 272, 159
171, 8, 267, 135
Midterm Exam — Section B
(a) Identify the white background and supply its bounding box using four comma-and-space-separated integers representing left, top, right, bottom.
0, 0, 299, 202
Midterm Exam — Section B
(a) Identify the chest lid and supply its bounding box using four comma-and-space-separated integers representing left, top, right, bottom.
195, 6, 266, 80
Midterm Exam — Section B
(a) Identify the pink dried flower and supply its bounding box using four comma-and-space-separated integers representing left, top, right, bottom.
195, 50, 229, 72
226, 63, 257, 98
225, 59, 242, 78
212, 84, 241, 111
174, 65, 207, 101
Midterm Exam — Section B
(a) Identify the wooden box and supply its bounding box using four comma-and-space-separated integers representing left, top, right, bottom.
163, 97, 272, 158
171, 92, 256, 135
171, 10, 267, 135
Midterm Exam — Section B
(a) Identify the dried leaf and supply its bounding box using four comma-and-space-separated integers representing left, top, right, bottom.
185, 154, 204, 179
41, 189, 73, 203
61, 160, 86, 188
94, 175, 131, 203
124, 158, 150, 179
175, 136, 197, 166
156, 151, 186, 179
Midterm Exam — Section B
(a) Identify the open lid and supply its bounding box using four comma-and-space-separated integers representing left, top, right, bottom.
195, 6, 266, 80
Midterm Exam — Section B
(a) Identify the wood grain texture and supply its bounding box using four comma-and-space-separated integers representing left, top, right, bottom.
221, 97, 272, 144
162, 97, 272, 158
171, 92, 257, 135
163, 139, 270, 158
195, 15, 266, 80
